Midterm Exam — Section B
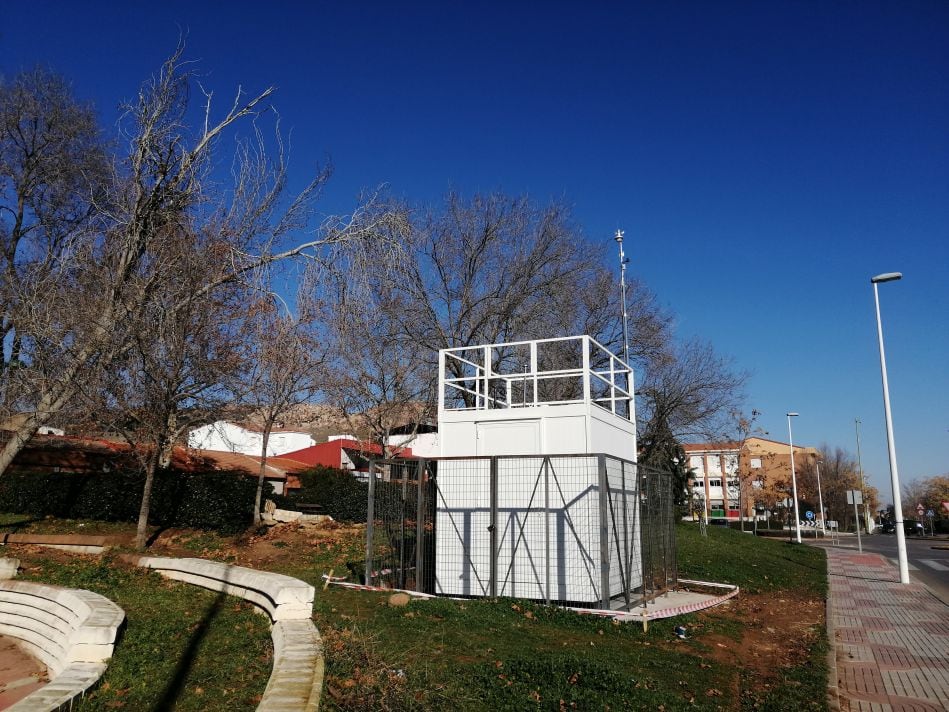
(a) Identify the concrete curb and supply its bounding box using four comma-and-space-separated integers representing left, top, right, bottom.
825, 581, 840, 711
132, 556, 323, 712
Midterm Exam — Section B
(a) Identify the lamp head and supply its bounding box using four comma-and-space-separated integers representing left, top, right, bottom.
871, 272, 902, 284
786, 412, 799, 417
614, 229, 624, 243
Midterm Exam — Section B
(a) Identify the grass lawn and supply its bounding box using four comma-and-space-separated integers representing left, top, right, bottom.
3, 516, 829, 711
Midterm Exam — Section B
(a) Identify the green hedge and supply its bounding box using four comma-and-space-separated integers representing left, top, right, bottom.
277, 466, 406, 523
0, 468, 271, 534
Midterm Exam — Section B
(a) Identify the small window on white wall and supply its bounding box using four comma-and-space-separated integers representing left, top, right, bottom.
750, 458, 762, 469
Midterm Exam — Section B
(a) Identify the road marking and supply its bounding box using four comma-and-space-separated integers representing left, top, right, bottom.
889, 558, 918, 570
919, 559, 949, 572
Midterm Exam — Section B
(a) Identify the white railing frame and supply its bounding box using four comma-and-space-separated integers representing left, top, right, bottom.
439, 336, 633, 420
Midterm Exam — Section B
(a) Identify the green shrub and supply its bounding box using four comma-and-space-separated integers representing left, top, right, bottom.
0, 468, 270, 534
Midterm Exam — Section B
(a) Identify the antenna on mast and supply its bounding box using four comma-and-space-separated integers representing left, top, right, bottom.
615, 229, 631, 367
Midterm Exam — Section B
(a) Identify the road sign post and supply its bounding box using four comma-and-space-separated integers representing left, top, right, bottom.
847, 490, 863, 553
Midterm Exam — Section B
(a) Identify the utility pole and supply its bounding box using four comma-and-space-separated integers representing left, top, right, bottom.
614, 229, 631, 368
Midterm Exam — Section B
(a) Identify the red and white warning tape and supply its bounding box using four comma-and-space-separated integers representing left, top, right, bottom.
320, 574, 739, 621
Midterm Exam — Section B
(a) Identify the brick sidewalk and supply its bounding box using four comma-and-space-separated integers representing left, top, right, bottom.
826, 548, 949, 711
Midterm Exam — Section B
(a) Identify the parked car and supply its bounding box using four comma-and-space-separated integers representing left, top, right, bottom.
903, 520, 925, 536
710, 518, 730, 527
880, 520, 925, 536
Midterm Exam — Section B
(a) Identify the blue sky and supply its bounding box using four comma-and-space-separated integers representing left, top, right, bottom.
3, 1, 947, 504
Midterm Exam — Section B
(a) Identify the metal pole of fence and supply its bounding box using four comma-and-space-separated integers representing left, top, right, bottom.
640, 469, 650, 608
597, 454, 611, 610
416, 459, 427, 593
399, 463, 408, 589
365, 461, 377, 586
661, 473, 669, 594
620, 459, 631, 608
489, 456, 498, 598
544, 457, 551, 606
629, 461, 643, 608
669, 472, 679, 588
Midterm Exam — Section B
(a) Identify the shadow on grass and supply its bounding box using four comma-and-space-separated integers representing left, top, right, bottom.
150, 581, 229, 711
145, 525, 172, 548
0, 516, 46, 532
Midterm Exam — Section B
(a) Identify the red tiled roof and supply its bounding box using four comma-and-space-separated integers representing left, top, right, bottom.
281, 439, 413, 469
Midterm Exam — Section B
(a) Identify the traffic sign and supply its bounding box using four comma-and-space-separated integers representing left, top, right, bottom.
846, 490, 863, 505
916, 503, 925, 513
805, 510, 815, 520
926, 509, 935, 518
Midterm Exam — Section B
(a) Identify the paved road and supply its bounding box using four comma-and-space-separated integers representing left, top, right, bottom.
815, 534, 949, 604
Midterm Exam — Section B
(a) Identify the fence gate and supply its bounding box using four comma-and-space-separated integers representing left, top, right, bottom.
364, 459, 436, 593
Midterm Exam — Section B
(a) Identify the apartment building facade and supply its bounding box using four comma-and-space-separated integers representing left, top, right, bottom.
684, 437, 819, 519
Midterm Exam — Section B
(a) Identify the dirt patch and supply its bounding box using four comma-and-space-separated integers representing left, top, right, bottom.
679, 591, 825, 706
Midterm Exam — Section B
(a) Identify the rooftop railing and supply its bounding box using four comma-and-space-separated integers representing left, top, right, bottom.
438, 335, 633, 420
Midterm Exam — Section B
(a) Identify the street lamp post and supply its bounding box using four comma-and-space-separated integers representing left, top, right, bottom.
815, 459, 826, 537
787, 412, 802, 544
871, 272, 909, 584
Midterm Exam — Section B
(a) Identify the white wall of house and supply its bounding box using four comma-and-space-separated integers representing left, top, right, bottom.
188, 421, 315, 456
387, 432, 439, 458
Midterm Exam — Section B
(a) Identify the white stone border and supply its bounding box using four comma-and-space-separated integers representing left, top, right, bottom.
0, 580, 125, 711
136, 557, 323, 712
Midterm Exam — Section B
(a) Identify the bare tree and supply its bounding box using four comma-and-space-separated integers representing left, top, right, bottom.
0, 68, 108, 416
0, 47, 395, 479
322, 191, 671, 437
87, 227, 248, 548
727, 409, 763, 530
902, 474, 948, 523
638, 337, 747, 470
243, 286, 326, 523
323, 270, 434, 455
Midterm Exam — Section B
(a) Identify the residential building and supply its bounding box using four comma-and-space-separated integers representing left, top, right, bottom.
385, 422, 439, 458
684, 436, 819, 520
187, 421, 315, 457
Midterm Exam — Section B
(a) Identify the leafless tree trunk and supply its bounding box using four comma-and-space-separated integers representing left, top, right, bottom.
244, 287, 328, 523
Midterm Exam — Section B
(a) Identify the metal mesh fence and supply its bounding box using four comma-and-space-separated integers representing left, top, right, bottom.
365, 455, 676, 609
364, 460, 435, 592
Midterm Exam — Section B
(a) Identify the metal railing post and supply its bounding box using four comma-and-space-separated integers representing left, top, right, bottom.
544, 457, 551, 605
597, 454, 611, 610
489, 456, 498, 597
365, 461, 376, 586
